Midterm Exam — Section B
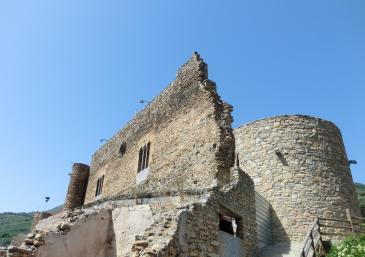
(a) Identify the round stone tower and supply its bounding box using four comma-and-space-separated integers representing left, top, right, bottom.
64, 163, 90, 210
234, 115, 360, 241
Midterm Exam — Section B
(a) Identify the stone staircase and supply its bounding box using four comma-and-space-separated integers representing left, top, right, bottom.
259, 241, 302, 257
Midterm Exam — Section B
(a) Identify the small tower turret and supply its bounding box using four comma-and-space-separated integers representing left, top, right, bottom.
64, 163, 90, 210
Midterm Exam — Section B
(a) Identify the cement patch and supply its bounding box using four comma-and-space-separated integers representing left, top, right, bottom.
112, 205, 153, 257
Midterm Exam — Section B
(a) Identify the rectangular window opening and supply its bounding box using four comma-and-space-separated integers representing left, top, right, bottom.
95, 179, 99, 197
137, 148, 143, 173
219, 207, 243, 239
146, 142, 150, 168
142, 145, 147, 170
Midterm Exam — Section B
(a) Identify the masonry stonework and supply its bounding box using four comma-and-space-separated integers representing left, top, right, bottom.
64, 163, 90, 210
84, 52, 234, 204
6, 54, 362, 257
234, 115, 361, 241
10, 167, 256, 257
30, 212, 52, 233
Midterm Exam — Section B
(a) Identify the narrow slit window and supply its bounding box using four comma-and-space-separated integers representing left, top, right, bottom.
145, 142, 150, 168
138, 148, 143, 172
95, 179, 100, 197
100, 175, 104, 194
142, 145, 147, 170
95, 175, 105, 197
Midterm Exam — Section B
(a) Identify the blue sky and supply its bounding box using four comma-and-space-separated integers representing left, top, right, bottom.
0, 1, 364, 212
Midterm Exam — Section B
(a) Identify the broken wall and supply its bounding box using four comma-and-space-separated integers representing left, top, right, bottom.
84, 53, 235, 204
128, 167, 258, 257
35, 210, 113, 257
18, 167, 257, 257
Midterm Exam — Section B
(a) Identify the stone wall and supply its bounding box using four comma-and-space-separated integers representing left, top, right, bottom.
1, 246, 31, 257
35, 209, 114, 257
234, 115, 361, 241
84, 53, 234, 204
30, 212, 53, 233
20, 166, 256, 257
255, 192, 272, 251
112, 205, 154, 257
212, 167, 257, 257
127, 167, 258, 257
64, 163, 90, 210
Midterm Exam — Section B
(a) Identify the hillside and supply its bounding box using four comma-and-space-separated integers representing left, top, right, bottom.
0, 212, 32, 247
0, 205, 63, 247
47, 205, 63, 214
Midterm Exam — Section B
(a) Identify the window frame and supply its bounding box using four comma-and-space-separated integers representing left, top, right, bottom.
137, 142, 151, 173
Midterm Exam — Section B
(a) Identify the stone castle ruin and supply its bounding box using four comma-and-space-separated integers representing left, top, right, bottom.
2, 53, 360, 257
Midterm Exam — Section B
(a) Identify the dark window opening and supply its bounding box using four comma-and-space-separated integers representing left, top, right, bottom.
138, 148, 143, 172
275, 150, 289, 166
119, 142, 127, 157
145, 142, 150, 168
219, 207, 243, 239
137, 142, 151, 173
95, 175, 105, 197
142, 145, 147, 170
219, 214, 235, 235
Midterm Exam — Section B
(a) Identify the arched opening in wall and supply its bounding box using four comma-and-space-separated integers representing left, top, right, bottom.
119, 142, 127, 157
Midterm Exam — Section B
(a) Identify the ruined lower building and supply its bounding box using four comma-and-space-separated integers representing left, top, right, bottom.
2, 53, 360, 257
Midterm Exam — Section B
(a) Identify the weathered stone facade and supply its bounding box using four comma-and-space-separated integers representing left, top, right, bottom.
7, 167, 256, 257
8, 53, 254, 257
128, 167, 257, 257
234, 115, 361, 241
64, 163, 90, 210
6, 54, 361, 257
84, 52, 234, 204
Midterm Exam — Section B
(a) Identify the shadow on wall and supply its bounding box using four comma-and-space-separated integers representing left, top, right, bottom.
257, 209, 293, 257
105, 218, 117, 257
271, 208, 290, 243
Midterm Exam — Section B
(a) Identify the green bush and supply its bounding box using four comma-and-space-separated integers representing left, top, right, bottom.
327, 235, 365, 257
